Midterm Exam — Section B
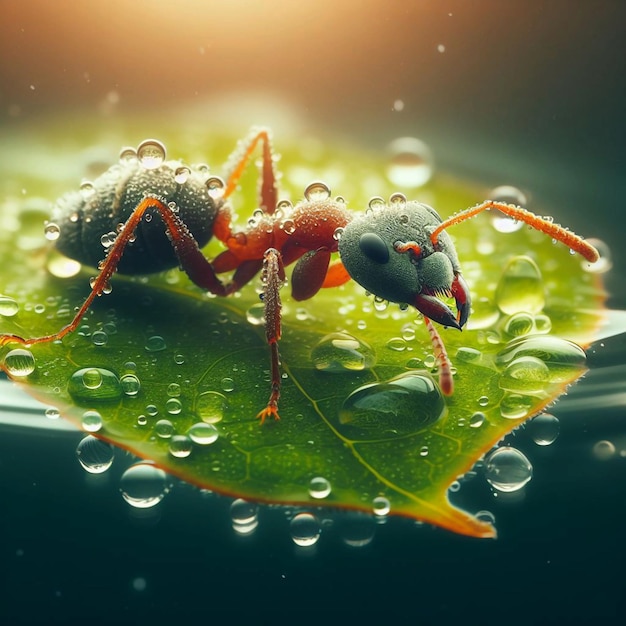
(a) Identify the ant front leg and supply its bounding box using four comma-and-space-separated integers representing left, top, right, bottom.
0, 195, 227, 350
256, 248, 286, 423
431, 200, 600, 263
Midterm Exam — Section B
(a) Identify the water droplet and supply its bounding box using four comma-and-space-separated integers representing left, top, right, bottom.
246, 302, 265, 326
165, 398, 182, 415
419, 445, 429, 457
495, 335, 587, 384
230, 498, 259, 534
592, 440, 615, 460
385, 137, 434, 188
0, 296, 19, 317
154, 419, 174, 438
145, 335, 166, 352
120, 462, 169, 508
121, 373, 141, 396
499, 392, 536, 419
137, 139, 166, 169
196, 391, 228, 423
455, 347, 482, 363
311, 332, 376, 372
495, 256, 545, 315
137, 415, 147, 426
79, 180, 96, 197
119, 146, 137, 162
81, 409, 103, 433
304, 181, 331, 202
82, 368, 103, 389
290, 513, 321, 547
485, 447, 532, 492
338, 372, 445, 440
529, 413, 560, 446
581, 238, 612, 274
367, 196, 386, 211
499, 355, 550, 394
372, 496, 391, 517
100, 231, 117, 248
308, 477, 331, 499
169, 435, 192, 458
470, 412, 486, 428
478, 395, 489, 407
174, 353, 185, 365
174, 166, 191, 184
389, 191, 407, 207
3, 348, 36, 376
44, 222, 61, 241
333, 226, 344, 241
45, 407, 60, 420
206, 176, 225, 199
386, 337, 407, 352
146, 404, 159, 417
503, 312, 536, 338
76, 435, 114, 473
339, 512, 376, 547
220, 377, 235, 392
475, 510, 496, 525
187, 422, 219, 445
91, 330, 108, 346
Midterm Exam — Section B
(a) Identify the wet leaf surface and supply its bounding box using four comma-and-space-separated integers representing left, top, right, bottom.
0, 120, 606, 537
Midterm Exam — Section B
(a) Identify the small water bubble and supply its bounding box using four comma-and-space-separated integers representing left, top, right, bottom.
119, 146, 137, 162
166, 398, 182, 415
91, 330, 108, 346
45, 407, 60, 420
372, 496, 391, 517
489, 185, 528, 233
475, 510, 496, 525
499, 355, 550, 394
308, 476, 332, 499
469, 412, 486, 428
333, 227, 344, 241
120, 373, 141, 397
79, 181, 96, 197
137, 415, 148, 426
146, 404, 159, 417
100, 231, 117, 248
0, 296, 19, 317
478, 395, 490, 407
311, 332, 376, 372
529, 413, 560, 446
196, 390, 228, 423
290, 513, 321, 547
174, 166, 191, 184
167, 382, 181, 397
367, 196, 386, 211
340, 512, 376, 548
230, 498, 259, 534
145, 335, 167, 352
206, 176, 225, 199
385, 137, 434, 188
187, 422, 219, 445
44, 222, 61, 241
485, 447, 533, 492
169, 435, 192, 458
456, 347, 482, 363
154, 419, 174, 438
304, 181, 331, 202
137, 139, 166, 169
174, 353, 185, 365
419, 446, 429, 457
120, 462, 169, 508
81, 409, 103, 433
3, 348, 36, 376
220, 377, 235, 392
499, 393, 535, 419
82, 368, 103, 389
503, 312, 535, 338
386, 337, 407, 352
280, 218, 296, 235
76, 435, 114, 473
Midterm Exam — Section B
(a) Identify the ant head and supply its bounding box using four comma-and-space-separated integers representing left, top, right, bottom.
338, 198, 461, 307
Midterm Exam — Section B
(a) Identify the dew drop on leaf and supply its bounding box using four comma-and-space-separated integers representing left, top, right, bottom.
68, 367, 122, 401
308, 476, 332, 499
495, 255, 545, 315
169, 435, 193, 458
76, 435, 114, 473
187, 422, 219, 445
0, 295, 19, 317
3, 348, 36, 376
196, 391, 228, 424
311, 332, 376, 372
81, 409, 103, 433
154, 419, 174, 439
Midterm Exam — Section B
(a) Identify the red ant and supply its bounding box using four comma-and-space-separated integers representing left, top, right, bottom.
0, 128, 599, 422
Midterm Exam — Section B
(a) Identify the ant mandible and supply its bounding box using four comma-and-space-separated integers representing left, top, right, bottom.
0, 128, 600, 423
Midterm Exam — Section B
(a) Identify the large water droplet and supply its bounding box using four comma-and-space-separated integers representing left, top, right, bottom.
76, 435, 114, 473
187, 422, 219, 445
120, 462, 169, 508
499, 355, 551, 394
145, 335, 167, 352
495, 335, 587, 385
120, 373, 141, 396
230, 498, 259, 534
169, 435, 193, 458
495, 256, 545, 315
528, 413, 560, 446
338, 371, 445, 440
3, 348, 36, 376
81, 409, 103, 432
196, 390, 228, 423
136, 139, 166, 169
68, 367, 122, 401
154, 419, 174, 438
311, 332, 376, 372
484, 447, 533, 492
0, 296, 19, 317
385, 137, 434, 188
290, 512, 321, 547
303, 181, 331, 202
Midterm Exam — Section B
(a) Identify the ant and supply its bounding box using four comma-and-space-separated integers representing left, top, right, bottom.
0, 128, 599, 423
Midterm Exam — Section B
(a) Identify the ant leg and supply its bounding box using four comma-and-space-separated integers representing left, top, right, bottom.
423, 316, 454, 396
256, 248, 286, 423
430, 200, 599, 263
0, 195, 227, 350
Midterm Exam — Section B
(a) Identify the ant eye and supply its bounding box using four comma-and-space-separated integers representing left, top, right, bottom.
359, 232, 389, 264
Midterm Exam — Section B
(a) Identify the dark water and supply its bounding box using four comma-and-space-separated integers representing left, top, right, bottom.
1, 2, 626, 625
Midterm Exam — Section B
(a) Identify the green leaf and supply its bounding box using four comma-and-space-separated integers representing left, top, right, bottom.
0, 123, 605, 538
